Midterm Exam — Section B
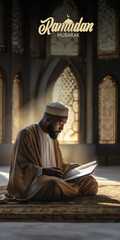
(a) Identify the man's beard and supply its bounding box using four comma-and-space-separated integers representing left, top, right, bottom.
47, 122, 60, 140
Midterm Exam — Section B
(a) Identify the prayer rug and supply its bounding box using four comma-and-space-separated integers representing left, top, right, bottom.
0, 182, 120, 222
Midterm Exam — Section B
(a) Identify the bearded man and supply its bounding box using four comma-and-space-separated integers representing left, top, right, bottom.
5, 102, 98, 201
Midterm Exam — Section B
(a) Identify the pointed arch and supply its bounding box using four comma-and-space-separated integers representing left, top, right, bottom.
11, 0, 24, 53
97, 0, 119, 59
12, 74, 23, 143
0, 70, 5, 142
50, 0, 79, 56
98, 75, 118, 144
0, 0, 5, 52
52, 66, 79, 143
35, 57, 85, 143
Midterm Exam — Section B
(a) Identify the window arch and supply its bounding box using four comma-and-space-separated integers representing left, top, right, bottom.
0, 71, 4, 142
12, 74, 22, 143
50, 0, 79, 56
97, 0, 119, 59
52, 66, 79, 143
98, 75, 117, 144
11, 0, 24, 54
0, 0, 5, 52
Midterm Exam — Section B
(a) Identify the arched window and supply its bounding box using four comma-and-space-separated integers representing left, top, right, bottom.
52, 66, 79, 143
98, 75, 117, 144
0, 72, 4, 142
97, 0, 119, 59
0, 0, 5, 52
11, 0, 24, 53
50, 0, 79, 56
12, 74, 22, 143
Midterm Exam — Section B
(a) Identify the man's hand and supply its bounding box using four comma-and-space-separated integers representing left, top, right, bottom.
70, 163, 81, 169
42, 167, 64, 178
61, 163, 81, 173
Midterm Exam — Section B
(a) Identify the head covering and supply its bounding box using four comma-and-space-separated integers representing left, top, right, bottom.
45, 102, 68, 117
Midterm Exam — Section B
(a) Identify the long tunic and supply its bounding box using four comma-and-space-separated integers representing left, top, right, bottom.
37, 123, 56, 168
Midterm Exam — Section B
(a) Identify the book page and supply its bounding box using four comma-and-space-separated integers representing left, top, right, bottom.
63, 161, 98, 182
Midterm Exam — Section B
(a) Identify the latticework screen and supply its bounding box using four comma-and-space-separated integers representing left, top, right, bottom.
12, 0, 24, 53
99, 75, 117, 144
97, 0, 119, 59
52, 67, 79, 143
50, 0, 79, 56
12, 75, 22, 143
0, 73, 4, 142
0, 0, 5, 52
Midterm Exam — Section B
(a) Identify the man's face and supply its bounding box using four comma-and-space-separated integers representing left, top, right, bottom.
47, 117, 67, 140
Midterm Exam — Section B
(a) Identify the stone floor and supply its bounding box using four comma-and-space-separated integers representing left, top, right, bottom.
0, 165, 120, 239
0, 222, 120, 240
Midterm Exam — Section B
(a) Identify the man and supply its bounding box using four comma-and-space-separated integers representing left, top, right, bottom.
6, 102, 98, 201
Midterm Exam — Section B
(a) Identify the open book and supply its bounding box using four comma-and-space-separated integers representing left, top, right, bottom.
63, 160, 98, 182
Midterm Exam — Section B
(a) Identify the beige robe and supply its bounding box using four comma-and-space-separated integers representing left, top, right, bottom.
6, 123, 98, 201
6, 123, 71, 199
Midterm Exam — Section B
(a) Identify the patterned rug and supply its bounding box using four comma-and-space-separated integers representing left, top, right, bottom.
0, 182, 120, 222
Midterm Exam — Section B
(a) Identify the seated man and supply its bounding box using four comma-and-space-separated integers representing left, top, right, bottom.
6, 102, 98, 201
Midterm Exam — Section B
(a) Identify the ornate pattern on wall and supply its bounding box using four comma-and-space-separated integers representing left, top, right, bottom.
12, 75, 22, 143
0, 0, 5, 52
50, 0, 79, 56
99, 75, 117, 144
11, 0, 24, 54
97, 0, 119, 59
0, 72, 4, 142
52, 66, 79, 143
